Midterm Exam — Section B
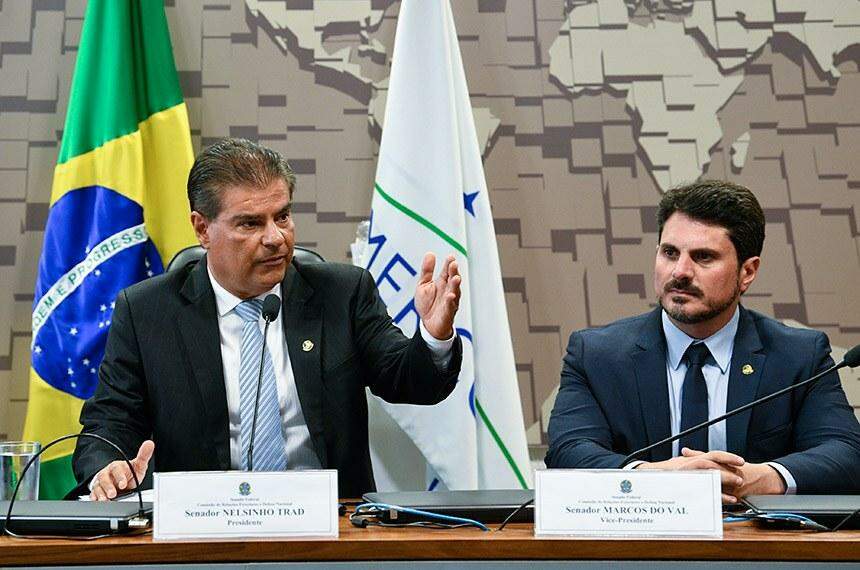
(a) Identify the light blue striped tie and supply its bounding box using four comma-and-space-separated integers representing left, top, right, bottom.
235, 299, 287, 471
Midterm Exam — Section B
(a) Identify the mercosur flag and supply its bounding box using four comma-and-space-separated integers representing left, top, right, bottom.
364, 0, 531, 490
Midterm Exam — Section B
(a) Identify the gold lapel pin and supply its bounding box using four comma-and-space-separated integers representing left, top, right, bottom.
742, 364, 754, 375
302, 340, 314, 352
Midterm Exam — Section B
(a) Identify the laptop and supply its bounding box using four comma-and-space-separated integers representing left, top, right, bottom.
361, 489, 534, 523
743, 495, 860, 529
0, 501, 152, 536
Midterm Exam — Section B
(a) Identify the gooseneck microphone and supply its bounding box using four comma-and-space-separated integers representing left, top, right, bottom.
622, 344, 860, 466
246, 294, 282, 472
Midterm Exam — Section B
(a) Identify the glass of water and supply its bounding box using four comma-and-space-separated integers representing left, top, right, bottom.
0, 441, 41, 501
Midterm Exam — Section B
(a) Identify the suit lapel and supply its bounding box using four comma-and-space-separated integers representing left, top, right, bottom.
631, 308, 673, 461
177, 257, 231, 470
281, 264, 327, 466
725, 306, 765, 456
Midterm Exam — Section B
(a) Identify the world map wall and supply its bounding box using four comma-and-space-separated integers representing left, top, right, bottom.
1, 0, 858, 444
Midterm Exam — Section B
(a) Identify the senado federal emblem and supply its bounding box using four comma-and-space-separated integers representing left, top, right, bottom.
620, 479, 633, 494
239, 482, 251, 496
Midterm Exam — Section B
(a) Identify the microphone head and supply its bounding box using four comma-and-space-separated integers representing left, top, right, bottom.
843, 344, 860, 368
262, 294, 281, 322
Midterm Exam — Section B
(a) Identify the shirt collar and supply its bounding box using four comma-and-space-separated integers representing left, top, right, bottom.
661, 306, 739, 374
207, 263, 281, 318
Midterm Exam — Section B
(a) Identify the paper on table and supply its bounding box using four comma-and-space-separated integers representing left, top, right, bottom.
78, 488, 153, 502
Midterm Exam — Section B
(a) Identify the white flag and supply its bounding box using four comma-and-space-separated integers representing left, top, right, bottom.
364, 0, 532, 490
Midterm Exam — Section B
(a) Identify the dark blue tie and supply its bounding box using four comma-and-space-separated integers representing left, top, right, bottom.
679, 342, 711, 453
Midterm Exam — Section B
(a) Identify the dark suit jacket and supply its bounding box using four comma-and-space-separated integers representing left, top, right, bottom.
546, 306, 860, 493
72, 257, 462, 498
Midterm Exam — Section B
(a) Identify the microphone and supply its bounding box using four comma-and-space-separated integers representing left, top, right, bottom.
261, 293, 282, 322
621, 344, 860, 466
246, 294, 282, 471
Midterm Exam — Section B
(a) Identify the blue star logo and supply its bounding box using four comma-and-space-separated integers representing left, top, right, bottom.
464, 191, 480, 217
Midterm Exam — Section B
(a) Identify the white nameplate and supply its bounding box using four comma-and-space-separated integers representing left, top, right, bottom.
153, 470, 338, 540
535, 469, 722, 538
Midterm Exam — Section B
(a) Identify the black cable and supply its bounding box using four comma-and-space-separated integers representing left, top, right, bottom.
0, 527, 151, 542
350, 499, 536, 532
828, 507, 860, 532
247, 297, 279, 471
350, 503, 489, 531
247, 317, 272, 471
3, 433, 146, 539
358, 519, 477, 530
727, 507, 860, 532
722, 509, 757, 522
497, 497, 534, 531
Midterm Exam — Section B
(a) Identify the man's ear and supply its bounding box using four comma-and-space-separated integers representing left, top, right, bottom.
738, 256, 760, 294
190, 211, 210, 249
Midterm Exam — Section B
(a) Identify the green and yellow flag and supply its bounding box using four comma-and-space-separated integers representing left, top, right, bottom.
23, 0, 195, 499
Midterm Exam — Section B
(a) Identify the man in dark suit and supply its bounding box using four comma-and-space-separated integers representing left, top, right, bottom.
74, 138, 463, 499
546, 180, 860, 500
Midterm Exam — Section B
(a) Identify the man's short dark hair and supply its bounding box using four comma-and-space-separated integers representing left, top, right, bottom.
187, 138, 296, 219
657, 180, 765, 264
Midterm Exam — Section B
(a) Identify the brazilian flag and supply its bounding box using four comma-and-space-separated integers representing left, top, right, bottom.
23, 0, 196, 499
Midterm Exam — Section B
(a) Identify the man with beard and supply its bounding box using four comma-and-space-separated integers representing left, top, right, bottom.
546, 180, 860, 500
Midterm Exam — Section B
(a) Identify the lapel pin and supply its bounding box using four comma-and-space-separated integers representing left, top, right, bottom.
742, 364, 754, 375
302, 340, 314, 352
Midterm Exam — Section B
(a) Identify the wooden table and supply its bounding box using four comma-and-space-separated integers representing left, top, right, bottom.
1, 518, 858, 566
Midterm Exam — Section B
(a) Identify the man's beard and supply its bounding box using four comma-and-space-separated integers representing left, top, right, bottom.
658, 277, 740, 324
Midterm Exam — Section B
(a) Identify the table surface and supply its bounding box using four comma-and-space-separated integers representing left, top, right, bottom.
1, 518, 858, 566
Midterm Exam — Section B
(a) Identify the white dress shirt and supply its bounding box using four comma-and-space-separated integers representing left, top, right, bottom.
207, 266, 456, 470
209, 268, 320, 470
628, 307, 796, 493
663, 307, 738, 458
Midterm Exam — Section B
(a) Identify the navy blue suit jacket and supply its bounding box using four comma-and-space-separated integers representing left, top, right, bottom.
546, 306, 860, 493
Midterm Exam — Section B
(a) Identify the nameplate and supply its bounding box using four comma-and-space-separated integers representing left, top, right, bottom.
534, 469, 722, 538
153, 470, 338, 540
